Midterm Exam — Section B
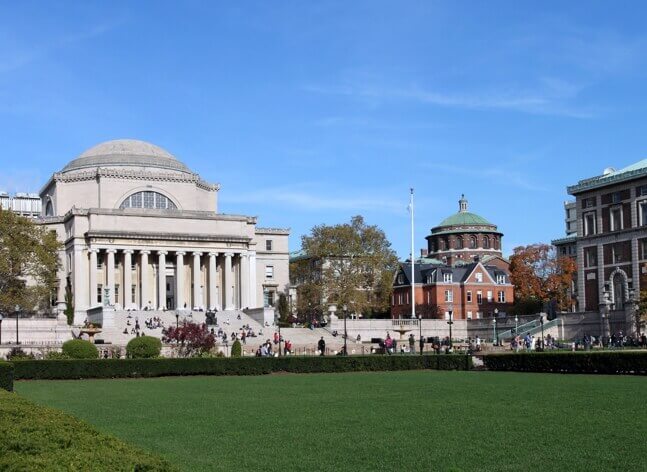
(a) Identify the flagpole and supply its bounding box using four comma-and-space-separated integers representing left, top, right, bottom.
410, 188, 416, 319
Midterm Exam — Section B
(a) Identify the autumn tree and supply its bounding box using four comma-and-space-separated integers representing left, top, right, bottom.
0, 208, 61, 315
509, 243, 576, 316
162, 322, 215, 357
635, 289, 647, 334
296, 216, 398, 318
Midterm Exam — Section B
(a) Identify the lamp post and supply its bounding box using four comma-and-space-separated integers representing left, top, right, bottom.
342, 304, 348, 356
492, 318, 497, 346
0, 314, 3, 345
447, 304, 454, 348
514, 315, 519, 335
276, 312, 282, 357
175, 312, 179, 330
418, 314, 423, 356
539, 314, 545, 350
14, 305, 20, 345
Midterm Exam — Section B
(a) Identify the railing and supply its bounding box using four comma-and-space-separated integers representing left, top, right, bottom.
496, 319, 540, 341
392, 319, 420, 327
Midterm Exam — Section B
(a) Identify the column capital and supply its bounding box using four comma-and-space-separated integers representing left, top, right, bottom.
88, 248, 99, 254
224, 252, 234, 258
123, 249, 134, 255
208, 251, 219, 257
192, 251, 203, 257
240, 252, 249, 259
158, 250, 168, 256
176, 251, 186, 256
140, 250, 151, 255
106, 248, 117, 254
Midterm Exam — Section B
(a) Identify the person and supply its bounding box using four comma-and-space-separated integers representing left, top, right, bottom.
419, 335, 425, 354
356, 334, 361, 343
409, 334, 415, 354
260, 344, 268, 357
284, 339, 292, 355
318, 336, 326, 356
274, 332, 279, 345
385, 334, 393, 355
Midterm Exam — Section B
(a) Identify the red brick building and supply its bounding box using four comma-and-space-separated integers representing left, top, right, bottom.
392, 196, 514, 320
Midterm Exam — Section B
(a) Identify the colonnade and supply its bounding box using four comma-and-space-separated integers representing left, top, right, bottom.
86, 248, 254, 311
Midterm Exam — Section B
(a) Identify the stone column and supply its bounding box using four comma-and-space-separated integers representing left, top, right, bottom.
208, 252, 218, 310
106, 249, 116, 306
140, 250, 150, 309
123, 250, 133, 310
89, 249, 98, 307
240, 252, 249, 309
249, 250, 257, 308
158, 251, 167, 310
224, 252, 234, 310
176, 251, 185, 309
192, 252, 203, 309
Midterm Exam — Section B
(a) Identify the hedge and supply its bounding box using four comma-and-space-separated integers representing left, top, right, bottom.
0, 361, 13, 392
62, 339, 99, 359
10, 354, 472, 381
482, 351, 647, 375
126, 335, 162, 358
0, 389, 177, 471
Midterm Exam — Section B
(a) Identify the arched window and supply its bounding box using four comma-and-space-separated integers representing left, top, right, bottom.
483, 236, 490, 249
439, 239, 445, 250
493, 237, 499, 250
470, 236, 477, 249
119, 191, 177, 210
45, 200, 53, 216
455, 237, 463, 250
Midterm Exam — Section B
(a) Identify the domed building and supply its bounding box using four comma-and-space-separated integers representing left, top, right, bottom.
39, 139, 289, 324
425, 195, 503, 266
391, 195, 513, 320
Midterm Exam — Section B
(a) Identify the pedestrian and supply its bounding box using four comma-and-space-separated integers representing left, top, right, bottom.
318, 336, 326, 356
409, 333, 415, 354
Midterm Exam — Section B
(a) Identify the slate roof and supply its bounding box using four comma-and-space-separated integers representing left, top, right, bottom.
568, 158, 647, 194
395, 261, 507, 286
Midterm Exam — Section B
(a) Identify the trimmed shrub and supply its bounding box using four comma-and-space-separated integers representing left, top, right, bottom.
231, 340, 242, 357
483, 351, 647, 375
62, 339, 99, 360
11, 354, 472, 381
44, 351, 70, 360
0, 389, 177, 471
7, 347, 35, 361
126, 336, 162, 359
0, 361, 13, 391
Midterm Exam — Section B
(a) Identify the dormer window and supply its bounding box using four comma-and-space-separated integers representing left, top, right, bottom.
475, 272, 483, 283
443, 273, 453, 283
496, 274, 505, 284
397, 274, 404, 284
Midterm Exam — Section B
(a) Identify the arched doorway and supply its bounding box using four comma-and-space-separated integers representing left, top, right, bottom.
609, 268, 629, 311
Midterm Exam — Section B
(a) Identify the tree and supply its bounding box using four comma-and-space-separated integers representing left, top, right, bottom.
636, 290, 647, 334
509, 244, 576, 315
297, 216, 398, 317
64, 281, 74, 325
276, 292, 290, 325
162, 322, 215, 357
0, 208, 61, 315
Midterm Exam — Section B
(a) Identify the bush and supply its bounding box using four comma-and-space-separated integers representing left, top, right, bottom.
44, 351, 70, 360
483, 351, 647, 375
0, 361, 13, 391
126, 336, 162, 359
62, 339, 99, 360
7, 347, 35, 361
11, 354, 472, 381
231, 339, 242, 357
0, 389, 177, 471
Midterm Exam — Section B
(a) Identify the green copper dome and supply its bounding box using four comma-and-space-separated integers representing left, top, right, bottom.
438, 211, 493, 227
436, 195, 494, 227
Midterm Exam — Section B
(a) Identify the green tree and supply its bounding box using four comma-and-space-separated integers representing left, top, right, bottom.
276, 292, 290, 324
231, 339, 242, 357
64, 281, 74, 325
298, 216, 398, 317
0, 209, 61, 315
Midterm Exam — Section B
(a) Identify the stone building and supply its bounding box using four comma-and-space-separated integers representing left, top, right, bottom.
392, 196, 514, 320
0, 191, 41, 218
38, 139, 289, 323
554, 160, 647, 330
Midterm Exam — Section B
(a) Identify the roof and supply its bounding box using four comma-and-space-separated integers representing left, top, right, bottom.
567, 158, 647, 194
61, 139, 192, 174
551, 235, 577, 245
438, 211, 493, 227
396, 261, 508, 286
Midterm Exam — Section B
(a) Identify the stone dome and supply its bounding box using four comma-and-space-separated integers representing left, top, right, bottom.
61, 139, 192, 174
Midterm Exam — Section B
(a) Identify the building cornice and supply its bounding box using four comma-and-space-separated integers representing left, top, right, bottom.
61, 207, 257, 224
86, 230, 251, 244
256, 227, 290, 235
568, 166, 647, 195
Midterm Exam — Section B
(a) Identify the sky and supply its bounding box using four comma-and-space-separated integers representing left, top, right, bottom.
1, 1, 647, 259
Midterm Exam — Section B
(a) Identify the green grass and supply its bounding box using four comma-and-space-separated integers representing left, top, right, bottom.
16, 371, 647, 471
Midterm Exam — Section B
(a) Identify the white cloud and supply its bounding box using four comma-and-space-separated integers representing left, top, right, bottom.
423, 162, 548, 192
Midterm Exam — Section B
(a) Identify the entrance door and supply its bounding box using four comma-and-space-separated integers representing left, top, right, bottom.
166, 275, 175, 309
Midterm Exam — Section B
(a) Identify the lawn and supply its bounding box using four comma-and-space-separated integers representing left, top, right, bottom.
16, 371, 647, 471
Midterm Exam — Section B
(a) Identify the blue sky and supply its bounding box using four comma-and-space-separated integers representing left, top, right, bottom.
1, 1, 647, 259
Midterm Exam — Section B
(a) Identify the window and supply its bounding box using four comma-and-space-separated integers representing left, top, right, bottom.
496, 274, 505, 284
493, 238, 500, 250
97, 284, 103, 303
443, 272, 453, 283
641, 240, 647, 260
264, 290, 275, 307
444, 290, 453, 302
455, 237, 463, 249
498, 291, 506, 303
467, 291, 472, 303
477, 291, 483, 304
266, 240, 273, 251
610, 207, 622, 231
119, 191, 177, 210
476, 312, 482, 319
131, 284, 136, 302
470, 237, 477, 249
97, 253, 104, 269
397, 274, 404, 284
584, 247, 597, 267
115, 284, 120, 304
612, 192, 622, 204
467, 311, 473, 320
487, 290, 493, 302
475, 272, 483, 283
611, 245, 624, 264
639, 201, 647, 227
483, 236, 490, 249
583, 197, 596, 209
584, 212, 596, 236
639, 185, 647, 197
45, 200, 53, 216
265, 265, 274, 279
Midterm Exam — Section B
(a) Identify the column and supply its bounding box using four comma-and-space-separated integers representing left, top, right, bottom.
123, 250, 133, 310
224, 252, 234, 310
106, 249, 116, 306
158, 251, 167, 310
140, 250, 150, 309
240, 252, 249, 309
208, 252, 218, 310
249, 250, 257, 308
192, 252, 203, 309
176, 251, 185, 309
89, 249, 98, 307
